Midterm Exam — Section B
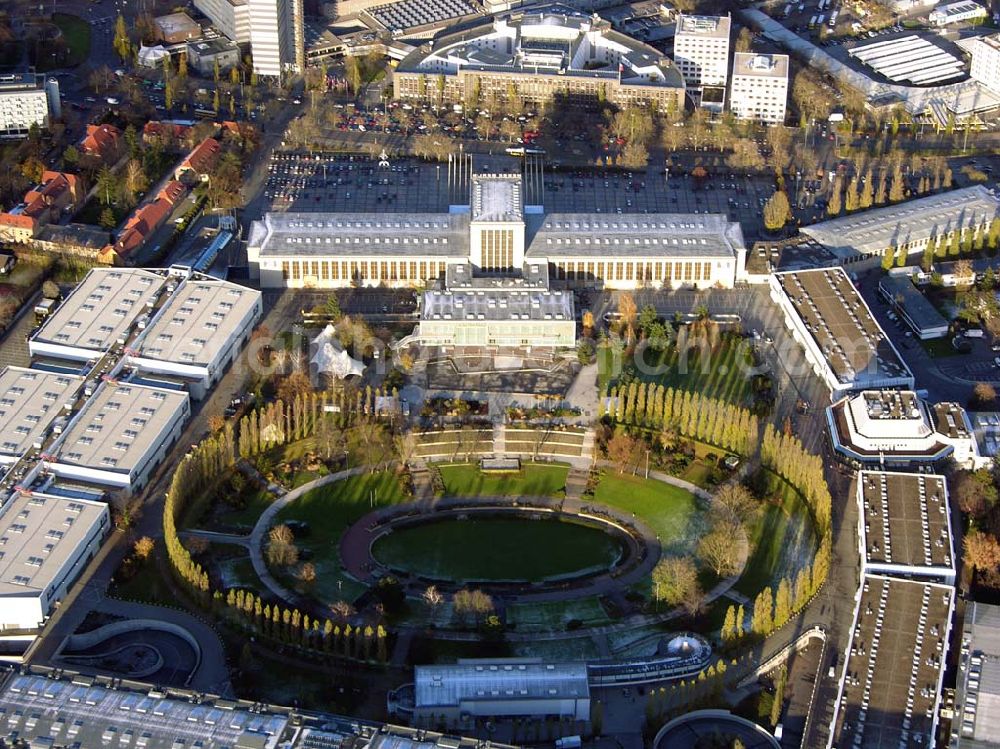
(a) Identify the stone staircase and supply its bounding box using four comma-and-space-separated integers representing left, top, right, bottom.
580, 428, 596, 463
493, 423, 506, 456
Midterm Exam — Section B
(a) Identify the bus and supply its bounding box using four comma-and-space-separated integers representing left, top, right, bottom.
505, 146, 545, 157
817, 13, 826, 25
194, 108, 217, 119
809, 14, 818, 27
783, 3, 792, 16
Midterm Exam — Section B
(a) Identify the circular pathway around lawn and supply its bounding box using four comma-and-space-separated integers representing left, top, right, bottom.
340, 496, 661, 601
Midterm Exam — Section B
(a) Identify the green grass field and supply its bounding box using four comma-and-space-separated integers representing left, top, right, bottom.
46, 14, 91, 70
371, 516, 623, 582
735, 471, 820, 597
598, 335, 754, 404
593, 472, 706, 555
439, 462, 569, 497
506, 598, 610, 630
274, 471, 404, 603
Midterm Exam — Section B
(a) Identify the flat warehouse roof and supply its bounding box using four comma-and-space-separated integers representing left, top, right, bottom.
415, 660, 590, 708
858, 471, 953, 572
137, 278, 260, 367
53, 382, 189, 474
801, 186, 1000, 258
774, 268, 910, 386
32, 268, 167, 354
832, 575, 953, 749
0, 491, 106, 597
0, 367, 83, 459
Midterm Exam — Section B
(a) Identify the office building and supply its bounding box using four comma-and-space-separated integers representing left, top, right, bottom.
248, 173, 747, 292
249, 0, 304, 77
800, 185, 1000, 263
413, 659, 591, 724
29, 268, 168, 363
970, 33, 1000, 93
828, 574, 954, 749
729, 53, 788, 123
129, 277, 262, 399
877, 275, 950, 339
0, 490, 109, 631
856, 470, 955, 584
0, 73, 56, 138
673, 14, 731, 88
187, 37, 242, 75
48, 381, 190, 494
827, 390, 981, 467
393, 5, 686, 114
194, 0, 251, 43
769, 268, 914, 398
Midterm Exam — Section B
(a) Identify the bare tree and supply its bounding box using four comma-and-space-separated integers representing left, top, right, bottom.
651, 557, 703, 615
422, 584, 444, 609
714, 483, 759, 523
330, 600, 356, 620
698, 516, 744, 577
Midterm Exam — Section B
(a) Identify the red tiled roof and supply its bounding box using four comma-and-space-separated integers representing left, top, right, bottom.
80, 124, 122, 160
0, 214, 36, 230
158, 180, 187, 205
180, 137, 221, 176
143, 121, 191, 141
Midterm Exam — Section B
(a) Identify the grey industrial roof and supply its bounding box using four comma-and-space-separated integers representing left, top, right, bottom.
675, 13, 731, 38
832, 575, 952, 749
0, 672, 288, 749
526, 212, 744, 259
773, 268, 911, 384
858, 470, 953, 572
414, 660, 589, 709
801, 186, 1000, 258
471, 174, 522, 223
955, 602, 1000, 746
421, 286, 573, 323
35, 223, 110, 250
137, 278, 260, 367
0, 491, 106, 598
732, 52, 788, 79
32, 268, 167, 353
247, 212, 468, 258
879, 276, 949, 334
0, 367, 83, 459
53, 381, 189, 475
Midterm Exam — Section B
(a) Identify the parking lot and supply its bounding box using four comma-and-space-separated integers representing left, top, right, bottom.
255, 151, 780, 239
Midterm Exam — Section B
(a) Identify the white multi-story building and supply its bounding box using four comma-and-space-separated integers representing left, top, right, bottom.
0, 490, 109, 631
970, 33, 1000, 94
0, 74, 57, 138
672, 13, 731, 89
729, 53, 788, 123
249, 0, 304, 77
47, 382, 190, 495
827, 390, 982, 467
194, 0, 251, 43
128, 276, 262, 400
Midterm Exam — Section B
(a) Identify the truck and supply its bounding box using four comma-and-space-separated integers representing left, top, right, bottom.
34, 298, 56, 321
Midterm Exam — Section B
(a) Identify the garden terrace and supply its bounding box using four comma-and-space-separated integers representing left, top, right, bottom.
413, 429, 494, 460
503, 426, 587, 459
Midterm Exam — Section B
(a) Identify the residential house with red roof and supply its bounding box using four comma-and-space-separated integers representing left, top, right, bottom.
80, 124, 123, 165
98, 180, 189, 264
142, 121, 191, 146
0, 171, 84, 244
174, 137, 221, 185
